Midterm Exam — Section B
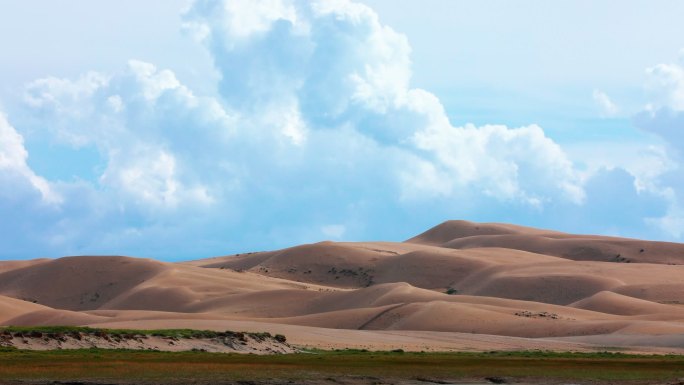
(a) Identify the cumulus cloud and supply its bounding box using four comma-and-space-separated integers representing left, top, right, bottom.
632, 51, 684, 238
635, 55, 684, 157
412, 123, 584, 205
8, 0, 669, 259
593, 89, 619, 116
648, 204, 684, 238
644, 56, 684, 111
21, 60, 230, 210
0, 113, 60, 204
0, 113, 70, 258
183, 0, 583, 203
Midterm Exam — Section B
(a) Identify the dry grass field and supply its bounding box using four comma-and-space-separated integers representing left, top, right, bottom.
1, 348, 684, 384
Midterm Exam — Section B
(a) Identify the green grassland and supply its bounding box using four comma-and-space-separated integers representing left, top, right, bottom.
0, 348, 683, 384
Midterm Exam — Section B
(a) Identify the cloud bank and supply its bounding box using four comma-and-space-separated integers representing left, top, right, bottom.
0, 0, 679, 259
633, 53, 684, 237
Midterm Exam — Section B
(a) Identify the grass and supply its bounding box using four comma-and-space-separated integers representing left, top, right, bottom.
1, 327, 683, 383
0, 348, 683, 383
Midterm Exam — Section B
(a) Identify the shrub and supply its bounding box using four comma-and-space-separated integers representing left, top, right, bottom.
274, 334, 287, 343
445, 287, 458, 295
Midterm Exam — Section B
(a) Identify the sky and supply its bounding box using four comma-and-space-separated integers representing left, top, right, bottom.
1, 0, 684, 260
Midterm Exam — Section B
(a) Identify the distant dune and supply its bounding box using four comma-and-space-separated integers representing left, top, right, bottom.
2, 220, 684, 353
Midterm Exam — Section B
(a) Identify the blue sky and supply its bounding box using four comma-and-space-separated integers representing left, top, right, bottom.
1, 0, 684, 260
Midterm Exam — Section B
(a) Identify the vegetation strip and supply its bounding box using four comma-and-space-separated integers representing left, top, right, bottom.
0, 348, 683, 383
0, 326, 285, 341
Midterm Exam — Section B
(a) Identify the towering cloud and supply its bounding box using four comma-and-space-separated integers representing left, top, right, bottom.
182, 0, 583, 203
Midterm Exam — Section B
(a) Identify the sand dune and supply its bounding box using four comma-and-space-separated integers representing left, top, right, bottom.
190, 241, 684, 306
0, 295, 48, 324
0, 258, 50, 273
87, 318, 614, 353
406, 220, 563, 245
0, 256, 167, 311
0, 255, 325, 313
4, 308, 110, 326
2, 220, 684, 353
408, 220, 684, 264
570, 291, 684, 317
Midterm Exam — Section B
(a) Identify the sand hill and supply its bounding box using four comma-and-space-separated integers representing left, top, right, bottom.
2, 220, 684, 353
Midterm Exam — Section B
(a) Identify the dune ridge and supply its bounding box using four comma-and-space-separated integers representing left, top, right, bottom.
2, 220, 684, 353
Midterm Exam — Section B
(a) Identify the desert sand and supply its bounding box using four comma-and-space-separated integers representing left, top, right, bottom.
2, 220, 684, 353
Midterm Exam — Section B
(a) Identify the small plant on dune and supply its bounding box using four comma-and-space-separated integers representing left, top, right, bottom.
274, 334, 287, 343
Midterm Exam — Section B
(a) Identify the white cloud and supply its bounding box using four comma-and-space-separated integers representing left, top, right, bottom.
321, 224, 346, 239
631, 50, 684, 239
634, 53, 684, 156
127, 59, 188, 101
593, 89, 619, 116
183, 0, 584, 204
648, 204, 684, 238
412, 123, 584, 205
184, 0, 300, 41
645, 58, 684, 111
23, 72, 110, 147
0, 113, 60, 204
101, 147, 213, 208
21, 61, 226, 210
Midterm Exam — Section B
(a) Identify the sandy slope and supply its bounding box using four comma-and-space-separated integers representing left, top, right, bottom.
2, 220, 684, 353
0, 295, 48, 324
408, 220, 684, 264
0, 259, 50, 273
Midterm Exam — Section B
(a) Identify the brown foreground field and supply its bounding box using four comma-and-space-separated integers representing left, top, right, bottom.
1, 349, 684, 385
